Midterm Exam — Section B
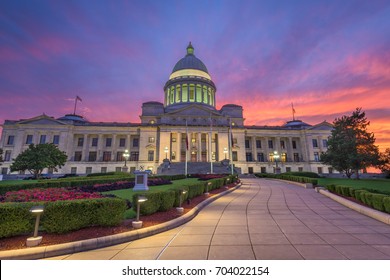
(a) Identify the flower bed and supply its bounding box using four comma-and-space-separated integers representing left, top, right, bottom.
0, 188, 102, 203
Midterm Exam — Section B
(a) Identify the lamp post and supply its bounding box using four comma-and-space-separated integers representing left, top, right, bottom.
26, 205, 44, 247
132, 195, 148, 229
177, 189, 187, 214
205, 182, 211, 196
164, 146, 169, 159
223, 147, 228, 160
123, 149, 129, 167
273, 150, 280, 174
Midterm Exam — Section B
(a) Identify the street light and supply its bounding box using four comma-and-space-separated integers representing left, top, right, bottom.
223, 147, 228, 159
123, 149, 129, 167
273, 150, 280, 174
164, 146, 169, 159
132, 195, 148, 229
26, 205, 44, 247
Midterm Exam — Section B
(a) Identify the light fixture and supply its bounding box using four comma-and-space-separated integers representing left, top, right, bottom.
177, 189, 187, 214
132, 195, 148, 229
123, 149, 130, 168
26, 205, 44, 247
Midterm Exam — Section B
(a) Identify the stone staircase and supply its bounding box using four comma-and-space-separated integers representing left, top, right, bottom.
157, 161, 241, 175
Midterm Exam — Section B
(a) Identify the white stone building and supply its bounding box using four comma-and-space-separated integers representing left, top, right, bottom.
0, 43, 334, 176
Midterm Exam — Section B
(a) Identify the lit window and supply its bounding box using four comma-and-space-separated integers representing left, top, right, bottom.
176, 85, 181, 102
182, 84, 188, 102
189, 84, 195, 101
149, 137, 155, 143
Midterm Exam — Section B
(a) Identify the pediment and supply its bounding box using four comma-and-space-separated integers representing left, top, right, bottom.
18, 115, 66, 126
165, 104, 221, 117
145, 144, 156, 149
308, 121, 333, 131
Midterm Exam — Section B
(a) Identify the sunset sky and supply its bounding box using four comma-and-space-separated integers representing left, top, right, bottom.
1, 0, 389, 150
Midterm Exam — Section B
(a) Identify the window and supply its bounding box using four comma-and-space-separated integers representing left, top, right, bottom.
74, 151, 82, 161
101, 167, 107, 173
4, 150, 11, 161
268, 140, 273, 149
70, 167, 77, 174
92, 138, 98, 147
292, 140, 297, 149
246, 152, 253, 162
170, 86, 174, 103
86, 167, 92, 174
119, 138, 126, 147
298, 167, 303, 172
148, 150, 154, 161
286, 167, 291, 172
328, 167, 333, 174
245, 139, 250, 149
182, 84, 188, 101
280, 140, 285, 149
117, 152, 125, 161
261, 167, 266, 174
314, 152, 320, 162
233, 138, 237, 145
281, 153, 287, 162
256, 140, 261, 149
26, 135, 33, 144
1, 168, 8, 175
312, 139, 318, 148
77, 137, 84, 147
172, 151, 176, 160
7, 135, 14, 145
53, 135, 60, 145
203, 86, 207, 103
232, 151, 238, 161
189, 84, 195, 101
171, 137, 176, 142
103, 151, 111, 162
257, 153, 264, 162
39, 135, 46, 144
176, 85, 181, 102
106, 138, 112, 147
133, 138, 139, 147
149, 137, 155, 143
294, 153, 300, 162
317, 167, 323, 174
88, 152, 97, 162
322, 139, 328, 148
130, 152, 139, 161
196, 85, 202, 102
115, 167, 122, 172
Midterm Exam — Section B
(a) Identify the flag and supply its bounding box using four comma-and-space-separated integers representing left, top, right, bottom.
291, 103, 295, 113
76, 96, 82, 102
231, 130, 234, 147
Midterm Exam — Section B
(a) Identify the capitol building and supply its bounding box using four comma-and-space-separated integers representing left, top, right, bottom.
0, 43, 334, 176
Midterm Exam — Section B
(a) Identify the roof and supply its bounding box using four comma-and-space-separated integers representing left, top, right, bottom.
172, 42, 209, 74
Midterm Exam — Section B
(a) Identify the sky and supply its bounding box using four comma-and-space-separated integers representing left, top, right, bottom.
1, 0, 389, 151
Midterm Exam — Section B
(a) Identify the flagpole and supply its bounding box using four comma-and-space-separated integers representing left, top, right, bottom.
185, 119, 188, 177
73, 97, 77, 115
210, 113, 213, 174
229, 118, 234, 175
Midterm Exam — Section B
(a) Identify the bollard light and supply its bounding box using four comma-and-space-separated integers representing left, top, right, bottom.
26, 205, 44, 247
132, 195, 148, 229
205, 182, 211, 196
176, 190, 187, 214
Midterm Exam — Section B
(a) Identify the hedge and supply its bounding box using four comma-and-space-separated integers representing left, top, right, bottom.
0, 198, 127, 237
371, 194, 387, 212
384, 197, 390, 214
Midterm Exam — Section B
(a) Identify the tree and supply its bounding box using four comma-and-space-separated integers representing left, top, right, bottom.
10, 143, 67, 179
321, 108, 381, 179
379, 148, 390, 177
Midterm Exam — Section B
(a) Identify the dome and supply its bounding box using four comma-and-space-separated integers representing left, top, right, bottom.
172, 42, 209, 73
169, 42, 211, 80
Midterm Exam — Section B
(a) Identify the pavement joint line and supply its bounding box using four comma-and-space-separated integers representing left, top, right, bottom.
0, 182, 242, 260
155, 227, 185, 260
245, 182, 262, 259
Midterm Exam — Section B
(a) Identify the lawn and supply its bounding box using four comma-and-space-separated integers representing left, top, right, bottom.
318, 178, 390, 194
0, 179, 39, 186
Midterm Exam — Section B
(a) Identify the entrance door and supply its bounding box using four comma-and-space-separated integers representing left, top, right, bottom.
248, 167, 254, 174
191, 152, 197, 162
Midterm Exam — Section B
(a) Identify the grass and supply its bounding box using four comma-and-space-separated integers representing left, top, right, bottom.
102, 178, 201, 219
318, 178, 390, 195
0, 179, 40, 186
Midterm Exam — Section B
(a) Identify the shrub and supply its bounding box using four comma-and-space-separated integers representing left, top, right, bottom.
326, 184, 336, 193
362, 192, 374, 207
383, 197, 390, 214
371, 194, 387, 212
354, 190, 368, 203
0, 202, 36, 238
132, 193, 161, 216
158, 191, 176, 212
283, 172, 320, 178
340, 185, 351, 197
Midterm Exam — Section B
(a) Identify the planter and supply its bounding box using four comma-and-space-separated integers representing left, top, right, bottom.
132, 221, 143, 229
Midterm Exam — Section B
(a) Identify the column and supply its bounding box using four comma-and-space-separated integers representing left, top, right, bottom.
288, 137, 294, 162
112, 134, 117, 161
252, 136, 256, 162
264, 137, 270, 162
98, 134, 104, 161
176, 132, 181, 162
83, 134, 89, 162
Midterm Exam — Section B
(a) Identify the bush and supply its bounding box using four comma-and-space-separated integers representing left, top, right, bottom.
283, 172, 320, 178
326, 184, 336, 193
362, 192, 374, 207
132, 193, 161, 216
0, 198, 127, 236
383, 197, 390, 214
371, 194, 387, 212
354, 190, 368, 203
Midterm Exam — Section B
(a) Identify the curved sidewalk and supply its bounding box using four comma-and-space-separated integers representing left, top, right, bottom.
44, 178, 390, 260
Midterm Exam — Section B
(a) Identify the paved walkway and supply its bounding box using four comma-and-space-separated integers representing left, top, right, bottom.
46, 178, 390, 260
